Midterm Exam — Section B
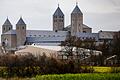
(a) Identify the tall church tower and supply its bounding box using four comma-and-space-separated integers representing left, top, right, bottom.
53, 5, 64, 31
71, 3, 83, 35
2, 18, 13, 33
16, 17, 26, 47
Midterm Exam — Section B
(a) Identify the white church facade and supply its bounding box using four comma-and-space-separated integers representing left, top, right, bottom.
1, 4, 118, 51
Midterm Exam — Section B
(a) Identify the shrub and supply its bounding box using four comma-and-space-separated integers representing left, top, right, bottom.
0, 54, 95, 77
111, 67, 120, 73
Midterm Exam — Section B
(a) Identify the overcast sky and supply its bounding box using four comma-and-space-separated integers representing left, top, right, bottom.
0, 0, 120, 36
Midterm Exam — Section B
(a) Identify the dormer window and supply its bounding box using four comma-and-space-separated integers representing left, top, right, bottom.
57, 35, 60, 37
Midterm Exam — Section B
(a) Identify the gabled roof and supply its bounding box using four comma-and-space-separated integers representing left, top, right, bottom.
72, 5, 83, 15
83, 24, 92, 29
3, 18, 12, 25
53, 7, 64, 16
15, 45, 58, 58
64, 24, 91, 31
16, 17, 26, 25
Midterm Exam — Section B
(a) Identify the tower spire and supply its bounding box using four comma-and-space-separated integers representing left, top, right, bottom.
20, 15, 22, 18
17, 17, 26, 25
76, 0, 78, 5
7, 16, 8, 19
3, 17, 12, 25
53, 2, 64, 31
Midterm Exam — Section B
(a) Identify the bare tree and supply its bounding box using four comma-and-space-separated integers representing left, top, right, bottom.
112, 31, 120, 63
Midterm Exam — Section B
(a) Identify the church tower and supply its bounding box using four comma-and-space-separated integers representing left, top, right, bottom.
16, 17, 26, 47
2, 18, 13, 33
53, 5, 64, 31
71, 3, 83, 35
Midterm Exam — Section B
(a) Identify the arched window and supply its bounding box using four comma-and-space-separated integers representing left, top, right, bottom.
2, 42, 5, 46
9, 27, 11, 30
3, 28, 5, 30
22, 27, 24, 29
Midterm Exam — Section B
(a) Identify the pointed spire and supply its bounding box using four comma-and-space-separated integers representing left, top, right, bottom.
76, 0, 78, 5
72, 3, 83, 15
17, 17, 26, 25
3, 17, 12, 25
53, 5, 64, 16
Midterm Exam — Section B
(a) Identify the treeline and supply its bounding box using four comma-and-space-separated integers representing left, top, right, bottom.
61, 31, 120, 66
0, 54, 94, 78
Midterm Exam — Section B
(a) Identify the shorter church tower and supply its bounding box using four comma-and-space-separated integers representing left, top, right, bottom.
2, 18, 13, 33
16, 17, 26, 47
53, 5, 64, 31
1, 18, 17, 49
71, 3, 83, 35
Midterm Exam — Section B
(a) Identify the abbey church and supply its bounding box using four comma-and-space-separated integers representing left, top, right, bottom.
1, 3, 117, 51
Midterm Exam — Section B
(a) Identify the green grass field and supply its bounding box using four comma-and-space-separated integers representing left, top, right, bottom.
1, 73, 120, 80
0, 66, 120, 80
36, 73, 120, 80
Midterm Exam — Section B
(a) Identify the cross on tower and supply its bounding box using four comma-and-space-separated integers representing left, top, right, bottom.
76, 0, 78, 5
